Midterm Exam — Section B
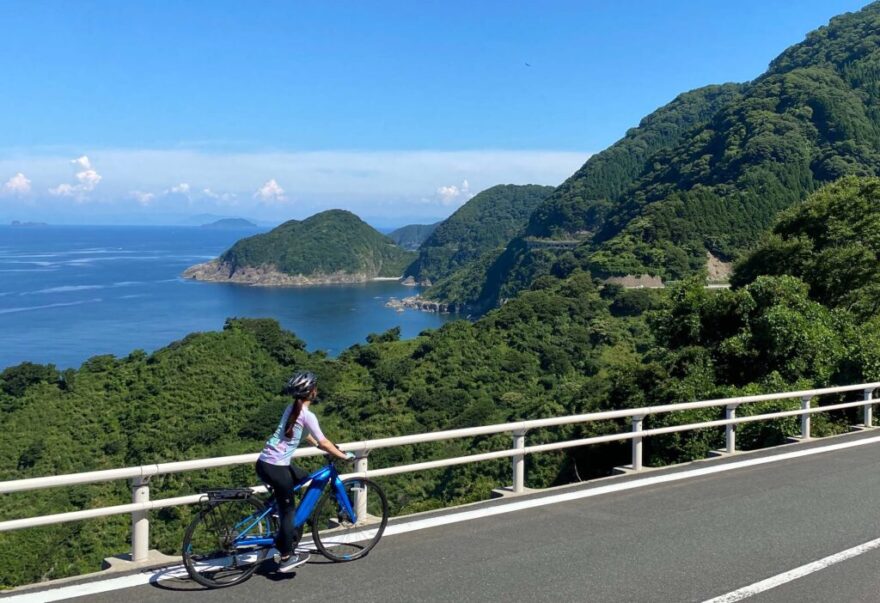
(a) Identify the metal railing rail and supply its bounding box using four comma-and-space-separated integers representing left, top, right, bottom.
1, 381, 878, 563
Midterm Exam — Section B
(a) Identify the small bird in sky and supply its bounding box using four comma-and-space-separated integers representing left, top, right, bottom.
525, 62, 532, 67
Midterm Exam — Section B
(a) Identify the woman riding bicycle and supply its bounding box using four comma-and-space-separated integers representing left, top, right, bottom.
255, 371, 353, 572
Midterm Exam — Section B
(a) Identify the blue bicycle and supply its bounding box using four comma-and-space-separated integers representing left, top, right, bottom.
181, 458, 389, 588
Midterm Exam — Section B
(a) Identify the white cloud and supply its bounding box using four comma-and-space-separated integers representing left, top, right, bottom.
48, 155, 102, 200
0, 149, 589, 220
202, 188, 236, 202
254, 179, 287, 203
70, 156, 101, 190
160, 182, 193, 203
14, 149, 586, 203
436, 179, 473, 206
2, 172, 31, 196
48, 183, 75, 197
129, 190, 155, 206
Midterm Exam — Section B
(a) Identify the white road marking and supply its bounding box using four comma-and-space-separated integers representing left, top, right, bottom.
1, 567, 190, 603
702, 536, 880, 602
6, 433, 880, 602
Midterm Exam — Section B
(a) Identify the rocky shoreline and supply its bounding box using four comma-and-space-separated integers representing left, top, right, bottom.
183, 260, 456, 313
385, 295, 451, 313
400, 275, 433, 287
182, 260, 379, 286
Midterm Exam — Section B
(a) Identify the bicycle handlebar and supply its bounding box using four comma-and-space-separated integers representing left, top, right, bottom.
324, 454, 355, 466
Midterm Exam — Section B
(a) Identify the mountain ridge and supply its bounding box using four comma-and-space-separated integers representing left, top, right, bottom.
426, 83, 744, 310
406, 184, 554, 284
432, 2, 880, 311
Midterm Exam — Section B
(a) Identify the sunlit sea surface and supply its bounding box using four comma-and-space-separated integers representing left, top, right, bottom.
0, 225, 452, 369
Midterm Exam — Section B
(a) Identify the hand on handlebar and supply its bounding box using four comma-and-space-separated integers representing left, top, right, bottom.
325, 451, 357, 464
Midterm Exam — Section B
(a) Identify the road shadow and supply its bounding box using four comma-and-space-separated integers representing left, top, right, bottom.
148, 554, 320, 592
146, 566, 204, 592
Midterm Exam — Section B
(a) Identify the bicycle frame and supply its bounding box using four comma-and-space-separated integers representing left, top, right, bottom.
231, 462, 357, 550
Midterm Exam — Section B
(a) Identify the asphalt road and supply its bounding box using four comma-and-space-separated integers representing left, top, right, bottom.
11, 431, 880, 602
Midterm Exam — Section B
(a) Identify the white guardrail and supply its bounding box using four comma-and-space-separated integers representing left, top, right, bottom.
1, 382, 879, 563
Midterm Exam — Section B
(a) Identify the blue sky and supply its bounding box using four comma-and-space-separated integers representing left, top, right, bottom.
0, 0, 870, 226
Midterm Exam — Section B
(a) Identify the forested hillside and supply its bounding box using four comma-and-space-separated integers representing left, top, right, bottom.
733, 175, 880, 319
526, 84, 744, 239
387, 222, 440, 251
427, 83, 743, 310
590, 5, 880, 276
435, 3, 880, 311
404, 184, 553, 283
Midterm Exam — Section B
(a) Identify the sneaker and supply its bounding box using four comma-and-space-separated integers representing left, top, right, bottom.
276, 552, 309, 573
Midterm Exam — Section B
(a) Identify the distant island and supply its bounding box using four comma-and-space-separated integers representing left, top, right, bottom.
183, 209, 416, 286
9, 220, 48, 227
201, 218, 259, 229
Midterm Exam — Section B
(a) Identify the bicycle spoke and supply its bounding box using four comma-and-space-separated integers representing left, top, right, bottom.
311, 478, 388, 561
182, 497, 274, 589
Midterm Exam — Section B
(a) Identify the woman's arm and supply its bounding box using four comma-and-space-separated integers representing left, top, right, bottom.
305, 434, 349, 460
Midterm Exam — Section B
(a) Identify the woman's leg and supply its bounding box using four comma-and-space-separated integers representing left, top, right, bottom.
284, 464, 309, 549
256, 460, 297, 556
289, 463, 309, 484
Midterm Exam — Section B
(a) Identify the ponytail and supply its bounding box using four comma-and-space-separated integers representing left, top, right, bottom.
284, 398, 305, 439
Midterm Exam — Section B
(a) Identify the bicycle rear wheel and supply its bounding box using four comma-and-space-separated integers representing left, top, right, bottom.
182, 496, 275, 589
310, 477, 388, 561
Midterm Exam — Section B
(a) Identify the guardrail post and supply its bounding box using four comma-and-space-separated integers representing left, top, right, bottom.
632, 416, 644, 471
863, 388, 875, 428
725, 404, 738, 454
130, 476, 150, 563
800, 396, 812, 440
354, 454, 368, 520
512, 430, 527, 493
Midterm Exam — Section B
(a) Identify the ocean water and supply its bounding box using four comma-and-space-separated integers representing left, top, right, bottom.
0, 225, 452, 370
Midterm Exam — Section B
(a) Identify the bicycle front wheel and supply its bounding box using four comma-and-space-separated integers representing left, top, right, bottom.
310, 477, 389, 561
182, 496, 275, 589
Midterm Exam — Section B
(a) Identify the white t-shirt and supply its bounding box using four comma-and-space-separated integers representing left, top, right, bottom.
258, 405, 325, 466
